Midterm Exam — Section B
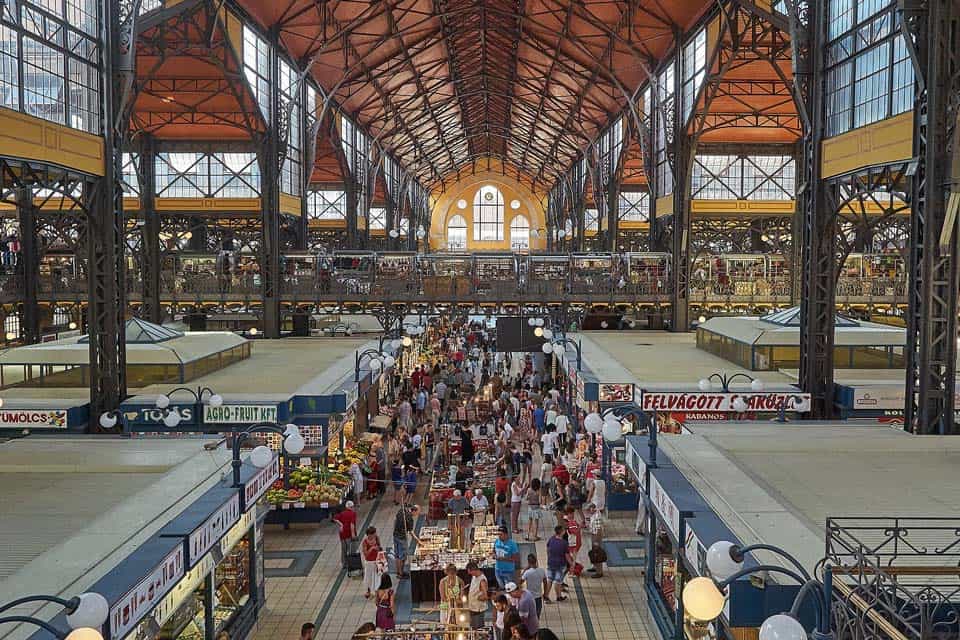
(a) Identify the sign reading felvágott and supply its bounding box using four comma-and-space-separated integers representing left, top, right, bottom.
203, 404, 277, 424
0, 409, 67, 429
641, 391, 811, 413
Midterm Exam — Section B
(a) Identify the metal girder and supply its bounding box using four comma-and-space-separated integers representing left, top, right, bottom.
140, 136, 162, 323
787, 0, 836, 419
260, 31, 282, 338
16, 188, 39, 344
902, 0, 960, 435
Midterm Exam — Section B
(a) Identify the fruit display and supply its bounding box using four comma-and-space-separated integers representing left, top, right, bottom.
264, 470, 343, 508
330, 439, 372, 475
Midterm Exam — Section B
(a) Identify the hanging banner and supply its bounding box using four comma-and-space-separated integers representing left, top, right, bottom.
599, 383, 633, 403
641, 391, 811, 413
110, 545, 185, 640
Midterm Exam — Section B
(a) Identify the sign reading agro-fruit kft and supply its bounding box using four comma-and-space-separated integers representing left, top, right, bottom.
0, 409, 68, 429
203, 404, 278, 424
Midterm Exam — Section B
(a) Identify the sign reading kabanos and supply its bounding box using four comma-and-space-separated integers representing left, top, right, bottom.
203, 404, 278, 424
641, 392, 811, 413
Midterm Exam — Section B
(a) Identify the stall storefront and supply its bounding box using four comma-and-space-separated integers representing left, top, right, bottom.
626, 435, 810, 640
37, 458, 272, 640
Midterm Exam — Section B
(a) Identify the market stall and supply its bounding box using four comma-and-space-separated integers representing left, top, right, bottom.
409, 524, 497, 604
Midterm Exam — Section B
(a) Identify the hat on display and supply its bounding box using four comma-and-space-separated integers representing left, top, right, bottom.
346, 500, 355, 508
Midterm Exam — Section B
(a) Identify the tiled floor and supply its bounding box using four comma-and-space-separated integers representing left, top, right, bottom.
250, 481, 655, 640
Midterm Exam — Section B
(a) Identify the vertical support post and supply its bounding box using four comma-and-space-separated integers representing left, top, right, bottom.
260, 29, 282, 338
16, 187, 39, 344
790, 142, 804, 305
607, 171, 620, 252
793, 0, 836, 419
87, 0, 131, 425
140, 135, 162, 323
670, 40, 692, 332
903, 0, 960, 434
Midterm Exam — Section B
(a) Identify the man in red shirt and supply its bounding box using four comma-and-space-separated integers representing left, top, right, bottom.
411, 366, 423, 390
333, 500, 358, 569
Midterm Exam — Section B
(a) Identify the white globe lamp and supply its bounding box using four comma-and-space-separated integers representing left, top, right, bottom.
552, 343, 565, 355
528, 318, 536, 326
584, 412, 603, 434
163, 409, 182, 428
698, 378, 711, 392
705, 541, 743, 580
66, 593, 109, 630
208, 393, 224, 408
602, 418, 622, 442
542, 328, 553, 340
283, 423, 300, 436
383, 355, 396, 368
759, 614, 806, 640
284, 433, 306, 455
541, 342, 554, 355
534, 327, 543, 337
751, 378, 765, 392
66, 629, 104, 640
155, 394, 170, 409
368, 358, 382, 372
402, 336, 413, 347
682, 577, 726, 622
250, 445, 274, 468
99, 412, 118, 429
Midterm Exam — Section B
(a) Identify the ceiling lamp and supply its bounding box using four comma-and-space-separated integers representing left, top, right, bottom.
457, 199, 467, 209
510, 199, 521, 210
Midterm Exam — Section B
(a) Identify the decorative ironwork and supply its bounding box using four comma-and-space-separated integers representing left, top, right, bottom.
826, 517, 960, 640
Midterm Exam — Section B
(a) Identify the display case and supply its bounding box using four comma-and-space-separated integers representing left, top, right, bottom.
280, 252, 317, 294
374, 252, 418, 296
213, 535, 251, 633
474, 253, 517, 297
625, 252, 670, 296
330, 251, 375, 294
419, 254, 473, 297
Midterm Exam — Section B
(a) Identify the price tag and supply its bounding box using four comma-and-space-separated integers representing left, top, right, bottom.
281, 503, 291, 510
269, 505, 277, 511
299, 457, 311, 466
320, 502, 329, 509
294, 502, 305, 509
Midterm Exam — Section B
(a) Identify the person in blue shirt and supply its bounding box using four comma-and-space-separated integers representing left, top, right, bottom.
533, 405, 546, 434
493, 525, 520, 589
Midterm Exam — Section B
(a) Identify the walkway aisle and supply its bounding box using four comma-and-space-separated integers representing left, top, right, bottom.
251, 492, 398, 640
251, 485, 655, 640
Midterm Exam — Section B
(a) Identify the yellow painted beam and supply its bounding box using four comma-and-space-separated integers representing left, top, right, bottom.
691, 199, 795, 216
821, 112, 914, 179
155, 197, 261, 211
279, 193, 302, 216
0, 108, 105, 176
655, 194, 674, 216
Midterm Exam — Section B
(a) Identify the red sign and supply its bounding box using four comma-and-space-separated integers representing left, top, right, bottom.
641, 391, 811, 413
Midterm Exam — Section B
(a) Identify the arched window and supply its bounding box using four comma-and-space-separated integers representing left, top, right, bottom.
473, 185, 504, 241
447, 215, 467, 251
510, 215, 530, 251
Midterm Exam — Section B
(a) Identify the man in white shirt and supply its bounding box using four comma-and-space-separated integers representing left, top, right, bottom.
503, 422, 514, 441
554, 414, 569, 449
540, 427, 558, 458
545, 408, 558, 428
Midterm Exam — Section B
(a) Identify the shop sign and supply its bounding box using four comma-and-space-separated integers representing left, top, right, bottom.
641, 391, 811, 413
124, 554, 215, 640
243, 455, 279, 512
110, 545, 185, 640
649, 474, 680, 542
0, 409, 67, 429
221, 510, 254, 555
684, 528, 704, 576
203, 404, 277, 424
624, 439, 647, 490
851, 385, 960, 410
188, 494, 240, 566
599, 383, 633, 403
123, 406, 195, 427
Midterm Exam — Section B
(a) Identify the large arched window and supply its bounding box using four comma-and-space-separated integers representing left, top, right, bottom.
473, 185, 504, 241
510, 215, 530, 251
447, 215, 467, 250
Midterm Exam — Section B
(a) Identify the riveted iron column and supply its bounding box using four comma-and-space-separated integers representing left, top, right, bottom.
260, 29, 282, 338
789, 0, 836, 419
670, 37, 692, 332
140, 135, 162, 323
16, 187, 39, 344
902, 0, 960, 434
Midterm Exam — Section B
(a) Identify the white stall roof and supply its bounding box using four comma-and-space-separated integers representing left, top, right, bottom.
700, 309, 905, 346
